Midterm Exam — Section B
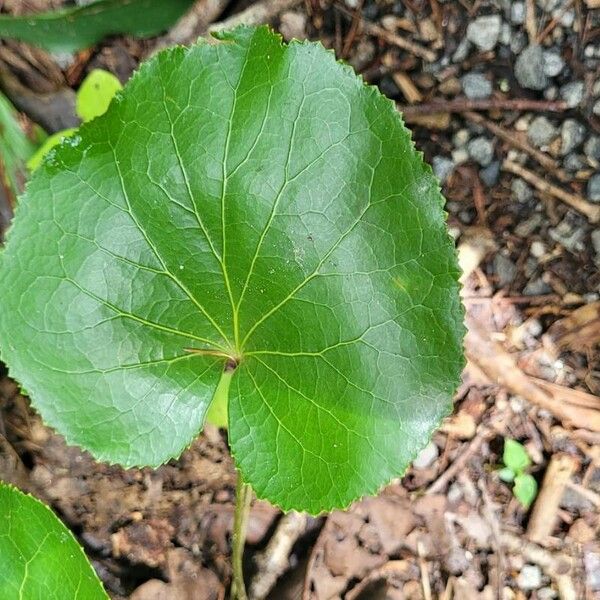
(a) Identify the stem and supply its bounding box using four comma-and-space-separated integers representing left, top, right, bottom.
231, 475, 253, 600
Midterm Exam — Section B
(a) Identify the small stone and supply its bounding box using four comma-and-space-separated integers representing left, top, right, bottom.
537, 588, 557, 600
593, 99, 600, 117
494, 254, 517, 286
480, 161, 500, 187
561, 486, 595, 512
461, 72, 492, 99
584, 553, 600, 591
584, 136, 600, 161
412, 441, 439, 469
467, 137, 494, 166
511, 1, 525, 24
452, 148, 469, 165
568, 519, 595, 544
511, 178, 533, 202
560, 81, 585, 108
588, 174, 600, 202
517, 565, 542, 590
453, 128, 470, 147
432, 156, 455, 184
499, 22, 511, 46
542, 51, 565, 77
452, 37, 471, 63
511, 31, 527, 55
527, 116, 558, 147
515, 213, 543, 237
561, 119, 586, 155
516, 45, 548, 90
549, 216, 586, 252
531, 241, 546, 258
523, 278, 552, 296
563, 153, 585, 172
466, 15, 502, 51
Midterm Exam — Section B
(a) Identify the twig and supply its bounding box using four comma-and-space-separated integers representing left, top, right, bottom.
502, 159, 600, 223
417, 541, 432, 600
231, 477, 253, 600
427, 427, 494, 494
209, 0, 304, 33
465, 111, 568, 181
527, 454, 579, 544
335, 4, 437, 62
399, 97, 568, 116
536, 0, 576, 43
249, 511, 308, 600
525, 0, 537, 42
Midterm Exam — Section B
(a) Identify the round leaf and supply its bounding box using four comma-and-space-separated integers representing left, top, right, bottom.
514, 473, 538, 509
76, 69, 123, 123
0, 26, 464, 513
503, 438, 531, 474
0, 482, 107, 599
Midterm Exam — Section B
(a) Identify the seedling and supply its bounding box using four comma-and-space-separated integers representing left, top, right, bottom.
0, 26, 464, 597
499, 438, 538, 508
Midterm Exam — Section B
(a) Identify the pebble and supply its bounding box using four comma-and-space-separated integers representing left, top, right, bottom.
512, 178, 533, 202
494, 254, 517, 286
466, 15, 502, 51
584, 553, 600, 591
561, 119, 586, 155
530, 241, 546, 258
527, 116, 558, 148
432, 156, 455, 184
537, 588, 557, 600
584, 136, 600, 161
561, 487, 594, 512
510, 1, 525, 24
412, 441, 439, 469
588, 174, 600, 202
542, 51, 565, 77
467, 136, 494, 166
461, 72, 492, 99
480, 161, 501, 187
452, 148, 469, 165
563, 153, 585, 172
523, 278, 552, 296
560, 81, 585, 107
452, 37, 471, 63
589, 231, 600, 267
453, 128, 470, 147
516, 45, 548, 90
593, 99, 600, 117
549, 216, 586, 252
511, 31, 528, 55
517, 565, 542, 590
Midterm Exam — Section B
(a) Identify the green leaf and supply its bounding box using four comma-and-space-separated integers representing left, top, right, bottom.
503, 439, 531, 474
0, 482, 108, 599
76, 69, 123, 123
513, 473, 538, 509
27, 129, 77, 172
0, 26, 465, 513
497, 467, 515, 482
0, 92, 45, 200
0, 0, 195, 53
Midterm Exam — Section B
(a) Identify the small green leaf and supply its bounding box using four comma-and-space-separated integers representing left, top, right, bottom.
497, 467, 515, 482
76, 69, 123, 123
503, 438, 531, 474
0, 0, 195, 53
0, 27, 465, 514
514, 473, 538, 509
27, 129, 77, 172
0, 92, 45, 200
0, 482, 108, 599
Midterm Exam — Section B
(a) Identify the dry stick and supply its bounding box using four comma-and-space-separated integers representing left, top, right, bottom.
417, 541, 433, 600
249, 511, 308, 600
502, 159, 600, 223
465, 111, 569, 182
335, 4, 437, 62
527, 454, 579, 544
525, 0, 538, 42
209, 0, 304, 33
399, 97, 568, 116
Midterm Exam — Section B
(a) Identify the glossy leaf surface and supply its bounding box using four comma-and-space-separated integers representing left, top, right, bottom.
0, 0, 195, 53
0, 483, 108, 599
0, 27, 464, 513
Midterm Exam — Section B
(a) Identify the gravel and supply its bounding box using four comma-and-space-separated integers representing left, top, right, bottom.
512, 178, 533, 202
542, 51, 565, 77
584, 136, 600, 161
560, 119, 586, 155
588, 174, 600, 202
527, 116, 558, 148
510, 1, 525, 24
466, 15, 502, 51
480, 161, 500, 187
523, 278, 552, 296
517, 565, 542, 590
467, 136, 494, 166
516, 45, 548, 90
494, 254, 517, 286
412, 441, 439, 469
593, 99, 600, 117
432, 156, 455, 184
461, 72, 492, 99
560, 81, 585, 108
